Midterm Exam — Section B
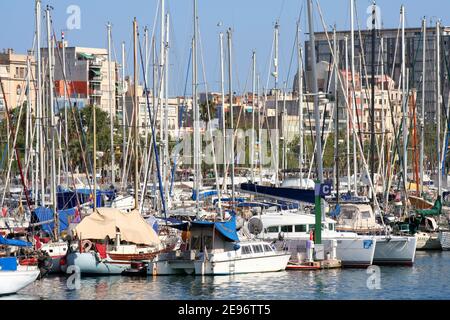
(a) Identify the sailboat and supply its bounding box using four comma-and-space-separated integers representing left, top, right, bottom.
0, 235, 40, 296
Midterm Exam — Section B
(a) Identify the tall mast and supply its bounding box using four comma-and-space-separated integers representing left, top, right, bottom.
25, 57, 31, 182
46, 6, 58, 239
345, 35, 351, 192
370, 3, 376, 206
219, 32, 227, 192
107, 23, 115, 185
133, 18, 139, 210
36, 0, 45, 206
227, 28, 235, 206
350, 0, 358, 195
193, 0, 200, 213
297, 24, 304, 188
159, 0, 165, 187
401, 5, 408, 194
251, 51, 256, 182
121, 42, 127, 183
273, 22, 280, 187
437, 20, 441, 198
164, 13, 170, 208
143, 26, 149, 181
420, 18, 426, 195
62, 32, 69, 186
333, 25, 340, 203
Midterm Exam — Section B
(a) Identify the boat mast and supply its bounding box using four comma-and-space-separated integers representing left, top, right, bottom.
193, 0, 200, 214
36, 0, 45, 206
273, 22, 280, 187
133, 18, 139, 210
121, 41, 127, 185
219, 32, 227, 193
160, 0, 165, 194
62, 32, 69, 186
437, 20, 441, 198
227, 28, 235, 207
107, 22, 115, 186
370, 3, 376, 206
420, 18, 426, 195
251, 51, 256, 182
164, 13, 170, 209
297, 24, 304, 188
46, 6, 58, 240
345, 35, 351, 193
401, 5, 408, 196
333, 25, 340, 203
350, 0, 358, 195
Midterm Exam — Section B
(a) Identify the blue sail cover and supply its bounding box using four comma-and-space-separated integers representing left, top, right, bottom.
170, 215, 239, 242
33, 207, 78, 235
240, 183, 317, 204
192, 189, 218, 201
0, 235, 32, 247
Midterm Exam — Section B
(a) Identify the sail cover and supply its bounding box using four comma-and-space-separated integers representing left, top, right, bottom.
74, 208, 160, 246
0, 235, 32, 247
240, 183, 317, 204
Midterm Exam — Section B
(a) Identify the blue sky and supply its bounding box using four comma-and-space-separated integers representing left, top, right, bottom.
1, 0, 448, 96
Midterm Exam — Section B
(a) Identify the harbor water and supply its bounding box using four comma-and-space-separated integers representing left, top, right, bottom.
3, 251, 450, 300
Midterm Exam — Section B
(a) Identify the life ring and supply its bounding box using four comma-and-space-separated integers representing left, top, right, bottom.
81, 240, 93, 253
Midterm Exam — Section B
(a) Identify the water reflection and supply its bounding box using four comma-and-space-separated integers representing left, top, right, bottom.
10, 252, 450, 300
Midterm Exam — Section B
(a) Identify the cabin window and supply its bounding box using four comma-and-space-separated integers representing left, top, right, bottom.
263, 244, 273, 252
308, 224, 315, 231
266, 226, 279, 233
361, 211, 371, 219
241, 246, 252, 255
252, 245, 263, 253
280, 225, 293, 233
295, 225, 307, 232
329, 223, 335, 231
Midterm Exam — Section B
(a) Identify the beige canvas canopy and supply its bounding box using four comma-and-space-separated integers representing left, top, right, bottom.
74, 208, 160, 246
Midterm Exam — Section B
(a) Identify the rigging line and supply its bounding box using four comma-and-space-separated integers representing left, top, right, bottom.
138, 27, 167, 218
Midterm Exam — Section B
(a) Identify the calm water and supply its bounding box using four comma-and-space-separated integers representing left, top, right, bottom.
4, 251, 450, 300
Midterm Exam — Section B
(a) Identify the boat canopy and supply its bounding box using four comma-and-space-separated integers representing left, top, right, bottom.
169, 215, 239, 242
192, 189, 218, 201
0, 235, 32, 247
74, 208, 160, 246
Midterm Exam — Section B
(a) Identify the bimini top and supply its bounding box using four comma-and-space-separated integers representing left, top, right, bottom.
74, 208, 160, 246
170, 215, 239, 242
0, 235, 32, 247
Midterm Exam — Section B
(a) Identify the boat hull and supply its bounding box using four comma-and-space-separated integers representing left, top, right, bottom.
149, 252, 291, 275
415, 232, 441, 250
439, 231, 450, 250
0, 267, 40, 296
372, 236, 417, 265
65, 252, 130, 275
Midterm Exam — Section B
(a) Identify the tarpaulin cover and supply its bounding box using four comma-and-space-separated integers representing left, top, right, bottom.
33, 207, 78, 235
169, 215, 239, 242
240, 183, 317, 204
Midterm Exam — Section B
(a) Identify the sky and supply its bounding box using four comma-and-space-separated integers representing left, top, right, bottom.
1, 0, 449, 96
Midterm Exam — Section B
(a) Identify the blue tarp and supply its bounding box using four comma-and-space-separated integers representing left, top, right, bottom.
0, 235, 32, 247
240, 183, 317, 204
169, 215, 239, 242
33, 207, 78, 235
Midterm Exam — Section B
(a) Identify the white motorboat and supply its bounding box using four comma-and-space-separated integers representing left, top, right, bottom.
149, 215, 291, 275
336, 203, 417, 265
252, 211, 377, 267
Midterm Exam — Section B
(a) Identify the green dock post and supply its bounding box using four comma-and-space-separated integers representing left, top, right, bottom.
315, 181, 322, 245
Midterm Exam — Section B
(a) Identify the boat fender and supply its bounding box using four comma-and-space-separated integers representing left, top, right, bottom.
81, 240, 93, 253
